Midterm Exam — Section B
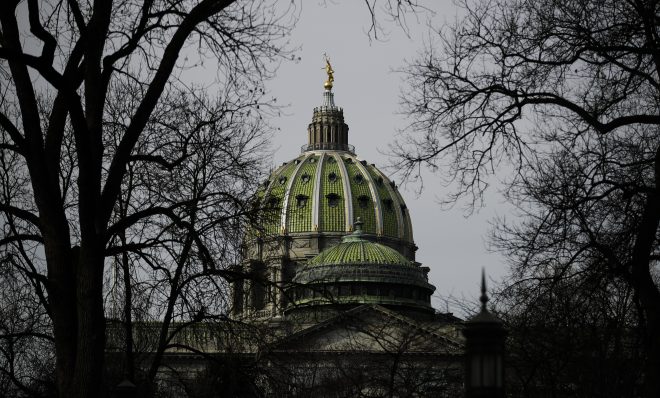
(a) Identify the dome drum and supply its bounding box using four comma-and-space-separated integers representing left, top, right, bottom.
292, 263, 433, 288
301, 143, 355, 153
286, 285, 434, 314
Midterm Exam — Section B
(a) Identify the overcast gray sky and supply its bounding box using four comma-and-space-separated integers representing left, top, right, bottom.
264, 1, 512, 311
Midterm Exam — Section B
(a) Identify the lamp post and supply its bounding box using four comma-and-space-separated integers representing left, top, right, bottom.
463, 269, 506, 398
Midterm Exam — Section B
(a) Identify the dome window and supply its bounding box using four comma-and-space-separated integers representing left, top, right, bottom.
309, 157, 316, 163
279, 176, 287, 185
294, 159, 300, 165
358, 195, 370, 209
295, 194, 309, 208
328, 156, 336, 163
326, 193, 340, 208
300, 173, 311, 184
354, 174, 364, 184
344, 157, 353, 163
263, 179, 270, 188
328, 172, 338, 183
267, 197, 279, 209
376, 177, 384, 186
383, 198, 393, 211
401, 204, 407, 217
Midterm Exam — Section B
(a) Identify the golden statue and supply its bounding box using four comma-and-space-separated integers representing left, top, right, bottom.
323, 53, 334, 90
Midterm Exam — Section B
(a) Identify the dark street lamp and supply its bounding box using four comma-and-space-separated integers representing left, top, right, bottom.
463, 269, 506, 398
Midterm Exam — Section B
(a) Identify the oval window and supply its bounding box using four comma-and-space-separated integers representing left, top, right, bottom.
296, 194, 309, 208
326, 193, 340, 208
358, 195, 370, 209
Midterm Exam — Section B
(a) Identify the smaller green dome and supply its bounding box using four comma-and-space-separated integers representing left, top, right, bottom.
307, 221, 411, 268
288, 219, 434, 314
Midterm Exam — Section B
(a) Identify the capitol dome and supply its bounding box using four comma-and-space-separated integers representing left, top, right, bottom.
256, 82, 414, 251
234, 64, 428, 319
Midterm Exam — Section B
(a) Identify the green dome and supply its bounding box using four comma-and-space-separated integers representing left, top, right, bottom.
288, 222, 434, 314
257, 151, 414, 244
293, 225, 431, 288
306, 225, 412, 267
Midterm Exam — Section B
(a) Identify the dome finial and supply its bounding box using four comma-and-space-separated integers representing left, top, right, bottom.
480, 267, 489, 311
323, 53, 334, 90
342, 218, 365, 243
354, 217, 363, 233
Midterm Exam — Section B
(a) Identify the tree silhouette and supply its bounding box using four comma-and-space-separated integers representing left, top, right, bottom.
392, 0, 660, 396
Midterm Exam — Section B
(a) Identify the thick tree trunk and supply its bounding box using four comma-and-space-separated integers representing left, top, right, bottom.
631, 147, 660, 398
632, 252, 660, 398
631, 260, 660, 398
642, 311, 660, 398
71, 243, 106, 398
46, 242, 78, 397
45, 240, 106, 398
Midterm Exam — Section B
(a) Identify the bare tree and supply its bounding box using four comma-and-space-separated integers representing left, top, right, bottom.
0, 1, 292, 396
392, 0, 660, 396
0, 0, 431, 396
497, 275, 644, 398
0, 256, 55, 398
100, 76, 275, 396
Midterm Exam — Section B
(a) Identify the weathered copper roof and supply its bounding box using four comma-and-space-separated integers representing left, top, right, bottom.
306, 221, 412, 267
257, 152, 414, 244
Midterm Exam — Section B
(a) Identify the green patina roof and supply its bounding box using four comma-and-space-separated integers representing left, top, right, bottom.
307, 221, 412, 267
255, 151, 414, 245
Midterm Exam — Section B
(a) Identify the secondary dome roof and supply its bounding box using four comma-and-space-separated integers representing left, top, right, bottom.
289, 221, 434, 313
293, 221, 430, 288
306, 222, 412, 267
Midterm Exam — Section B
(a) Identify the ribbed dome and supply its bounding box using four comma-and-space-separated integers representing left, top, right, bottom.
293, 225, 431, 288
288, 222, 434, 314
306, 225, 412, 267
258, 151, 414, 244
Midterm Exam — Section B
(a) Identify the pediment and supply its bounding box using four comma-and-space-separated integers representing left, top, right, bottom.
272, 305, 463, 355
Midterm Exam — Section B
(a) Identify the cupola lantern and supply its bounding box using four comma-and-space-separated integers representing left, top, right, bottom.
304, 55, 351, 153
